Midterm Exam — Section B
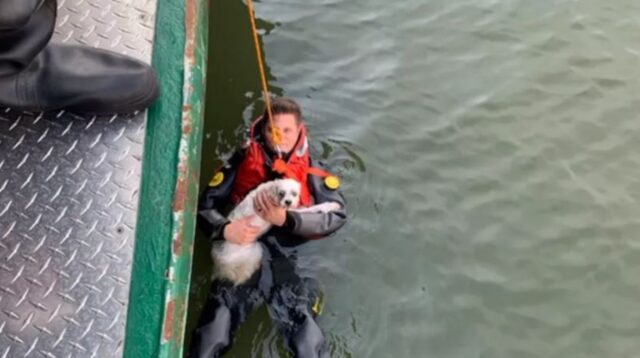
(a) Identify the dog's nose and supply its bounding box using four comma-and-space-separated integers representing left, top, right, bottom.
284, 200, 292, 207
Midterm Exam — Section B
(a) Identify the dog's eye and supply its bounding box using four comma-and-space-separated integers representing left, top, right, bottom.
291, 191, 298, 197
278, 191, 285, 199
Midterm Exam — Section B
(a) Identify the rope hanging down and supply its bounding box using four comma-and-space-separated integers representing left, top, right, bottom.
246, 0, 282, 150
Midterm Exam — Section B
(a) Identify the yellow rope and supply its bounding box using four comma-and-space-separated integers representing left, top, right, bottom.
246, 0, 282, 148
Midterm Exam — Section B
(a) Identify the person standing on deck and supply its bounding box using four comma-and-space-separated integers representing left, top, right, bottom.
0, 0, 158, 114
191, 97, 347, 357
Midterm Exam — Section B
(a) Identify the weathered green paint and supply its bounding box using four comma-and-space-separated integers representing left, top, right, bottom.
124, 0, 208, 356
123, 0, 184, 356
158, 0, 209, 356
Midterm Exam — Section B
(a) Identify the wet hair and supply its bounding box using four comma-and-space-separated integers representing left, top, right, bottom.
262, 97, 302, 125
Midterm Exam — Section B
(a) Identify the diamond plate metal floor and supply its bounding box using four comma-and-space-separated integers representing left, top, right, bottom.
0, 0, 157, 356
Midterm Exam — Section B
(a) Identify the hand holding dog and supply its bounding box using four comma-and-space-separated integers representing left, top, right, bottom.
223, 216, 261, 245
254, 191, 287, 226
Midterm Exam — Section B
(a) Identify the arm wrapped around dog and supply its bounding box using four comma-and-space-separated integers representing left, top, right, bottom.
198, 154, 348, 241
283, 161, 348, 238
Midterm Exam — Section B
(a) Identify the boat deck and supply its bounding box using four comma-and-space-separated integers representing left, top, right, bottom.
0, 0, 157, 356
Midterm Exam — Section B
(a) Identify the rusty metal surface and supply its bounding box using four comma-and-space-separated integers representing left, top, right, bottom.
0, 0, 157, 356
157, 0, 207, 355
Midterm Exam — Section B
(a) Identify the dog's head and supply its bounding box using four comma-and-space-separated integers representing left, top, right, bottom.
272, 179, 301, 209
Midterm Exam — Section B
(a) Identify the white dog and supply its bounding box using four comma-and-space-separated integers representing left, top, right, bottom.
211, 178, 341, 285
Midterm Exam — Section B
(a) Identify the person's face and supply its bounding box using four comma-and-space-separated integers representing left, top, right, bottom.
264, 113, 301, 153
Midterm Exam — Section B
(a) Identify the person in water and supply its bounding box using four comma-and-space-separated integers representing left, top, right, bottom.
191, 97, 347, 357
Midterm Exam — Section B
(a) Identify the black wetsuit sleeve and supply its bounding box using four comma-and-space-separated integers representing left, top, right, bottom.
284, 161, 348, 239
197, 151, 243, 241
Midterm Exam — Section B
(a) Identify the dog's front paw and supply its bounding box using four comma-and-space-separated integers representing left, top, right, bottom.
295, 201, 342, 214
329, 202, 342, 211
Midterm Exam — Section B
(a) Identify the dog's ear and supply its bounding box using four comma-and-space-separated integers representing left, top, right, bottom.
271, 182, 280, 197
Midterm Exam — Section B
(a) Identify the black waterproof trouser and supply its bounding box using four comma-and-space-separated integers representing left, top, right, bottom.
189, 239, 329, 358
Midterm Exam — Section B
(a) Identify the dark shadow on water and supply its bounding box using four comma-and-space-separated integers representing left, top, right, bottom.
184, 0, 284, 356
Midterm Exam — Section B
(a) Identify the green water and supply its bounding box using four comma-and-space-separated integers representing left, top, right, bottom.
186, 0, 640, 357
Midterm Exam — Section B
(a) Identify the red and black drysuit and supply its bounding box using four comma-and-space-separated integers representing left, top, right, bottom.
190, 117, 347, 358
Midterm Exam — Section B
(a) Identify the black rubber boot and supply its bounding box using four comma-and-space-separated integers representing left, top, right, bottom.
0, 0, 159, 114
0, 0, 53, 76
0, 0, 41, 30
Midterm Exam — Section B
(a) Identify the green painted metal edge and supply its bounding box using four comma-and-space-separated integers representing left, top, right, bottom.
124, 0, 208, 356
159, 0, 209, 356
